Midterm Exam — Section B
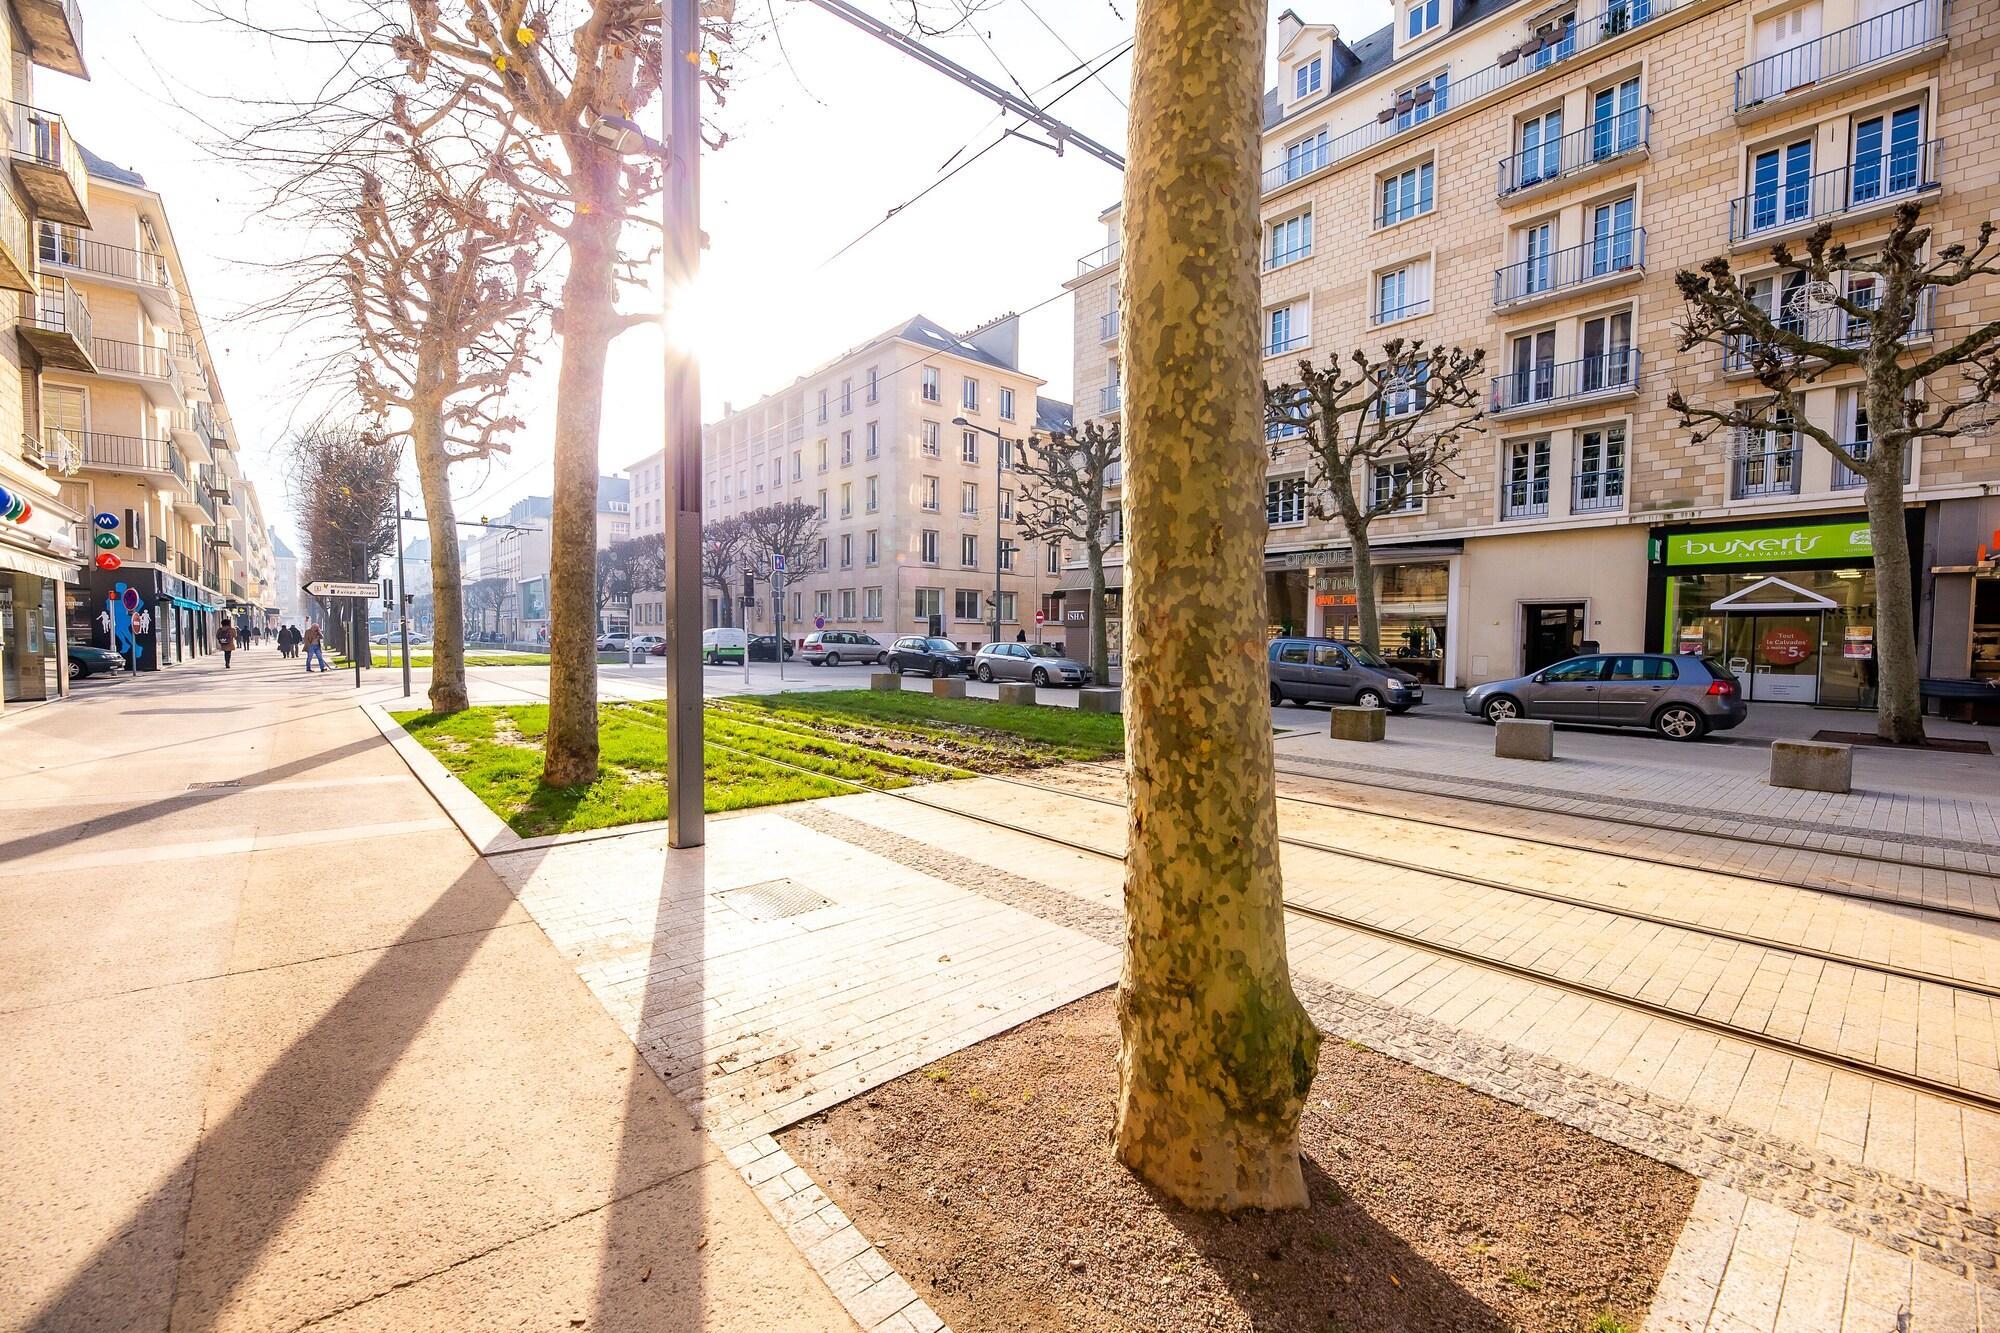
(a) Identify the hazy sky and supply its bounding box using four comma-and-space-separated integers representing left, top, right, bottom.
39, 0, 1389, 547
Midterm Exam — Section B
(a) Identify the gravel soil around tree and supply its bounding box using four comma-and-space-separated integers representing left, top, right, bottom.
783, 990, 1695, 1333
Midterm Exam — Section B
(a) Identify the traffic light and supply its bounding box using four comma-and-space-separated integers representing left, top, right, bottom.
740, 569, 755, 600
380, 577, 394, 603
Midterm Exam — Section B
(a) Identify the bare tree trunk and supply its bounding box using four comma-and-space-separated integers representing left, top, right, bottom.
410, 404, 468, 713
1348, 512, 1380, 653
1865, 446, 1923, 743
1087, 538, 1110, 682
1115, 0, 1320, 1212
541, 190, 621, 787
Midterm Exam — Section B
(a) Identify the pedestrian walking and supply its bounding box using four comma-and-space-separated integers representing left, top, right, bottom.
217, 617, 237, 670
303, 621, 327, 673
281, 624, 296, 658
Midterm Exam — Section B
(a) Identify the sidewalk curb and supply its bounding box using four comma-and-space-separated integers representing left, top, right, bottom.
363, 703, 524, 856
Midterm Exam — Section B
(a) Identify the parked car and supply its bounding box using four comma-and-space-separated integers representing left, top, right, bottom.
68, 644, 124, 681
701, 628, 747, 664
799, 630, 890, 666
973, 642, 1095, 687
1463, 652, 1746, 740
625, 634, 666, 655
749, 634, 795, 662
597, 632, 631, 651
888, 636, 975, 677
1267, 637, 1426, 713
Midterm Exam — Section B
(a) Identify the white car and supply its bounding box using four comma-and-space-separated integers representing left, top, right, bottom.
628, 634, 667, 654
597, 633, 631, 651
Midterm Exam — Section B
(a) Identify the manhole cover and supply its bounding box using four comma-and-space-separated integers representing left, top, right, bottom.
718, 879, 833, 922
186, 781, 242, 790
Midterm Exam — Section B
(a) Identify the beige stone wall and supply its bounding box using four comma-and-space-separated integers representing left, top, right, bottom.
1458, 525, 1652, 679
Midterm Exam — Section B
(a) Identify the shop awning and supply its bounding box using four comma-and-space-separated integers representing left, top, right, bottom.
1263, 542, 1463, 571
1053, 564, 1123, 593
0, 535, 78, 582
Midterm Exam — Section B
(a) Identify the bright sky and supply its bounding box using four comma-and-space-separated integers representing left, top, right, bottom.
39, 0, 1390, 547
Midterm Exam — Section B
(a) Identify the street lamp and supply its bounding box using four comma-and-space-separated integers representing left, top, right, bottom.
953, 415, 1007, 648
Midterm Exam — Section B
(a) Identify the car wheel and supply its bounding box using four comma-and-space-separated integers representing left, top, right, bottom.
826, 652, 842, 667
1654, 704, 1706, 741
1356, 688, 1385, 709
1032, 668, 1049, 687
1270, 683, 1285, 707
930, 660, 946, 678
891, 659, 904, 676
1482, 695, 1521, 724
67, 659, 84, 681
977, 664, 993, 682
876, 652, 888, 665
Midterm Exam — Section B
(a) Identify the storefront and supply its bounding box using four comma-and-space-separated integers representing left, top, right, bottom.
1648, 511, 1922, 709
1920, 496, 2000, 685
1, 564, 65, 704
78, 563, 223, 671
1265, 543, 1460, 684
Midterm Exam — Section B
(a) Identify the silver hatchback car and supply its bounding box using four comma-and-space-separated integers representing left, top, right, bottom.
973, 642, 1095, 687
1464, 652, 1748, 740
1267, 638, 1426, 713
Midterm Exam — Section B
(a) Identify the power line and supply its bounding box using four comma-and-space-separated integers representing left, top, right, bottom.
1015, 0, 1126, 108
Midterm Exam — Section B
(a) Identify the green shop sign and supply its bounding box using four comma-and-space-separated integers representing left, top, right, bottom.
1665, 519, 1873, 567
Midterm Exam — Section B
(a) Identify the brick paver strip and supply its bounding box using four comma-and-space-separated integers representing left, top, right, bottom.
786, 804, 2000, 1287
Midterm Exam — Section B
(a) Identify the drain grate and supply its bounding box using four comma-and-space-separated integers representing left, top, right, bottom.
718, 878, 833, 922
186, 780, 242, 790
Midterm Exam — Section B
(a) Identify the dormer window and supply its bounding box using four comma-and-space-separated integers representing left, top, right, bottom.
1406, 0, 1439, 38
1295, 57, 1323, 100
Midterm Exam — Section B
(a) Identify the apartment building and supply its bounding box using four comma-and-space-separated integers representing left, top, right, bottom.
39, 145, 277, 671
460, 479, 630, 643
637, 314, 1071, 648
0, 0, 86, 707
1066, 0, 1999, 707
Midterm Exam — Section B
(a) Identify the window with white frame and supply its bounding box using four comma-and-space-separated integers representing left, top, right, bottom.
863, 586, 882, 620
922, 420, 941, 455
1406, 0, 1439, 38
1295, 56, 1322, 99
1573, 423, 1626, 510
962, 430, 979, 464
998, 540, 1016, 572
1267, 386, 1311, 442
1378, 161, 1433, 227
1374, 262, 1428, 324
840, 431, 853, 466
839, 534, 852, 568
1396, 69, 1450, 129
754, 461, 765, 491
998, 591, 1017, 623
840, 378, 852, 414
961, 376, 979, 411
1380, 359, 1431, 418
954, 588, 982, 620
817, 440, 828, 472
817, 488, 827, 518
960, 533, 978, 567
839, 589, 856, 620
1268, 211, 1312, 268
816, 388, 828, 423
865, 421, 879, 458
1372, 460, 1424, 512
865, 366, 879, 403
816, 590, 832, 618
1266, 302, 1308, 356
922, 476, 940, 510
1045, 543, 1060, 574
1266, 474, 1307, 526
921, 366, 941, 402
999, 386, 1015, 420
1105, 504, 1125, 545
816, 537, 828, 568
915, 587, 942, 620
999, 489, 1014, 520
999, 436, 1015, 470
1282, 128, 1330, 183
840, 482, 852, 517
865, 475, 878, 512
1502, 436, 1552, 517
961, 482, 978, 515
865, 529, 879, 565
791, 450, 802, 480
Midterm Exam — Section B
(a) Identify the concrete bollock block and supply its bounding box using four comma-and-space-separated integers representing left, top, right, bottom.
1494, 718, 1555, 761
931, 677, 967, 699
1078, 688, 1122, 714
869, 672, 902, 692
994, 682, 1038, 706
1769, 740, 1852, 794
1329, 705, 1386, 742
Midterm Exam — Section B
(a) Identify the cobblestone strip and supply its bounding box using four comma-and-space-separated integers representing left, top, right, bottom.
787, 804, 2000, 1288
1276, 753, 2000, 863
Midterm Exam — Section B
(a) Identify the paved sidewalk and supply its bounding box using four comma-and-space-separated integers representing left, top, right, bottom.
0, 653, 853, 1331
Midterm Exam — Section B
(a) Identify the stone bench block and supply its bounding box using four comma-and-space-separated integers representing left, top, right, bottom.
1078, 688, 1122, 714
1494, 718, 1555, 761
1329, 705, 1386, 742
994, 682, 1038, 706
931, 677, 967, 700
869, 672, 902, 692
1770, 740, 1851, 794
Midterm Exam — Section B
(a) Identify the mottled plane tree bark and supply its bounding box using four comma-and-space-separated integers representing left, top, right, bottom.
1115, 0, 1320, 1211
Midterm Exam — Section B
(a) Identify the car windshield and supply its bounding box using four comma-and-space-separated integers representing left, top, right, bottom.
924, 639, 957, 652
1343, 643, 1390, 668
1026, 644, 1065, 658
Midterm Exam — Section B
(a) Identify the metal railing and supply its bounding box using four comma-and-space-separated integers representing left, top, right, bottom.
1371, 298, 1429, 326
1099, 310, 1118, 342
1735, 0, 1943, 113
201, 464, 232, 502
177, 552, 199, 582
1258, 0, 1681, 197
72, 430, 183, 480
1490, 349, 1641, 413
5, 99, 87, 204
91, 336, 186, 396
1494, 227, 1645, 306
1728, 138, 1942, 242
152, 536, 169, 566
31, 276, 91, 343
1501, 476, 1551, 520
1733, 444, 1801, 498
1832, 437, 1914, 489
0, 185, 29, 276
1498, 106, 1650, 197
1075, 238, 1122, 277
1572, 468, 1625, 512
1098, 384, 1122, 413
37, 230, 175, 291
21, 431, 44, 467
1265, 332, 1312, 356
1266, 240, 1312, 269
1722, 288, 1934, 370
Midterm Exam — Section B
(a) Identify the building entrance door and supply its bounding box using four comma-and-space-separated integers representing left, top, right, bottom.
1725, 613, 1823, 703
1522, 602, 1587, 673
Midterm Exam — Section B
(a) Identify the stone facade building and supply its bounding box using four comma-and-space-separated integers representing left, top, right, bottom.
1064, 0, 1999, 706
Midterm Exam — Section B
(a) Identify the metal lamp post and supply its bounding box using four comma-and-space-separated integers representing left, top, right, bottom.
953, 416, 1007, 648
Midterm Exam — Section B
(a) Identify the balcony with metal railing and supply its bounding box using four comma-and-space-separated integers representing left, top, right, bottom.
19, 277, 95, 371
73, 430, 186, 482
1572, 468, 1626, 513
1494, 228, 1646, 309
17, 0, 86, 78
1832, 436, 1914, 489
1735, 0, 1945, 121
1732, 442, 1801, 499
90, 336, 186, 407
1260, 0, 1684, 200
177, 551, 200, 583
1728, 139, 1942, 247
1265, 331, 1313, 357
1722, 288, 1934, 375
1500, 476, 1551, 521
1490, 349, 1641, 416
5, 98, 88, 225
1098, 310, 1119, 343
1098, 384, 1122, 414
1497, 106, 1651, 201
38, 228, 182, 323
0, 185, 32, 294
1074, 237, 1122, 279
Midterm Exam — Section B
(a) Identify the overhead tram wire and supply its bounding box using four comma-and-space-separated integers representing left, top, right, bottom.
1015, 0, 1127, 108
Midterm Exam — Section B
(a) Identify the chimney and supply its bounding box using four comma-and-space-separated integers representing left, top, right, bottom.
1277, 8, 1305, 47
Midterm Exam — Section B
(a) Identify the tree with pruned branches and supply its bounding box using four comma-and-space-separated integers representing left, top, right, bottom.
288, 418, 399, 660
597, 533, 664, 630
1669, 202, 2000, 744
1015, 418, 1119, 683
1264, 340, 1485, 653
701, 513, 749, 628
739, 499, 824, 630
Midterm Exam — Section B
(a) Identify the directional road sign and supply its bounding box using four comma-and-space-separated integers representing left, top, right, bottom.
304, 580, 378, 598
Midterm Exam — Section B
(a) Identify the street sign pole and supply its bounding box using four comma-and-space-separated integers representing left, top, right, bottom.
772, 554, 786, 683
662, 0, 705, 850
351, 596, 362, 689
395, 488, 411, 699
